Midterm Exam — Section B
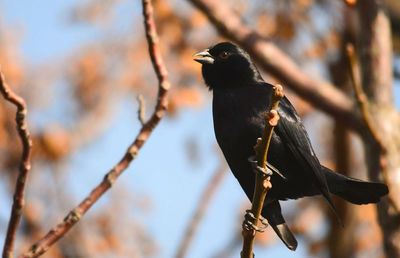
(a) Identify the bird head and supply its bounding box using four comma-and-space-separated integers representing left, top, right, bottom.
193, 42, 262, 90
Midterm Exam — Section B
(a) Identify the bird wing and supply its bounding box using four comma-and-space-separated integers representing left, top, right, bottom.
275, 97, 341, 223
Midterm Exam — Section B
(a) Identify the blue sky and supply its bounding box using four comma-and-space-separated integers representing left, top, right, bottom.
0, 1, 399, 258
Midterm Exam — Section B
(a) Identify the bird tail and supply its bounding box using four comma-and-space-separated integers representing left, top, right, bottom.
262, 201, 297, 251
322, 166, 388, 204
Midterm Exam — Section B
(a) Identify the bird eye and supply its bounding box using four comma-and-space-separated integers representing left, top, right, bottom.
219, 51, 229, 59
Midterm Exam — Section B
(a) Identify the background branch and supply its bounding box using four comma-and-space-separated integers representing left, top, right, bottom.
175, 159, 228, 258
346, 44, 386, 151
19, 0, 169, 257
187, 0, 365, 133
1, 69, 33, 258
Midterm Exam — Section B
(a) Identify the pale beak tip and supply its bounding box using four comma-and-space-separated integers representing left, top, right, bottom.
193, 49, 214, 65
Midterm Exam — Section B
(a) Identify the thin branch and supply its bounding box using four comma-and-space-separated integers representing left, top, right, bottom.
175, 159, 228, 258
347, 44, 399, 213
137, 94, 146, 126
1, 69, 33, 258
19, 0, 170, 257
187, 0, 366, 133
241, 85, 284, 258
346, 44, 386, 152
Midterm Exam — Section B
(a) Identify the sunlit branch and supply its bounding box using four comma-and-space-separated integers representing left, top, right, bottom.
1, 69, 33, 258
346, 44, 386, 152
19, 0, 170, 257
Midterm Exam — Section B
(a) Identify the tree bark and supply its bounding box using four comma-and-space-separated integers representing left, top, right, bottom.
358, 1, 400, 256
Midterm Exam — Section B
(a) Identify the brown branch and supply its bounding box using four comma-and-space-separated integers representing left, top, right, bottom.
137, 94, 146, 126
19, 0, 170, 257
346, 44, 400, 214
346, 44, 386, 152
241, 85, 284, 258
1, 69, 33, 258
175, 159, 228, 258
187, 0, 366, 133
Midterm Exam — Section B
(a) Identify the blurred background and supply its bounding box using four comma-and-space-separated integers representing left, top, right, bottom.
0, 0, 399, 257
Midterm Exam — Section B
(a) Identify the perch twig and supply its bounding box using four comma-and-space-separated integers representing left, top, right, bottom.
240, 85, 284, 258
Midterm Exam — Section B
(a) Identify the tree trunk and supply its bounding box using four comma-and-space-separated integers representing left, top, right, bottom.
358, 1, 400, 256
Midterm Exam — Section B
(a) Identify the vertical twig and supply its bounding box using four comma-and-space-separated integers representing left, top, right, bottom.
345, 44, 385, 152
346, 44, 398, 213
19, 0, 169, 257
240, 85, 284, 258
1, 69, 33, 258
176, 160, 228, 258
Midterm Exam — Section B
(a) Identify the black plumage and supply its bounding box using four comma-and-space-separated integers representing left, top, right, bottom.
194, 42, 389, 251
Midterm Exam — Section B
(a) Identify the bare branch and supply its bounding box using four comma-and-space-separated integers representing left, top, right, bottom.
187, 0, 366, 133
241, 85, 283, 258
19, 0, 170, 257
175, 160, 228, 258
1, 69, 33, 258
346, 44, 386, 152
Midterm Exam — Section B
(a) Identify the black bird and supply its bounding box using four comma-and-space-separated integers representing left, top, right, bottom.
193, 42, 389, 251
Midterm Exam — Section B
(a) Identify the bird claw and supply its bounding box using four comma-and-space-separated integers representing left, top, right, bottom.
248, 156, 272, 176
242, 209, 268, 232
259, 215, 268, 227
247, 156, 287, 180
248, 156, 287, 180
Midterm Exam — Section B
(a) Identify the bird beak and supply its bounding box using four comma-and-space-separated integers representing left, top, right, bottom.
193, 49, 214, 64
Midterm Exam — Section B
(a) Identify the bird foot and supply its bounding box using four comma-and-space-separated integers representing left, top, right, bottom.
248, 156, 287, 180
248, 156, 273, 176
242, 209, 268, 232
